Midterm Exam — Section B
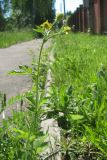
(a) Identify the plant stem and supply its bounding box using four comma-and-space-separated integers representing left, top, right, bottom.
35, 39, 45, 133
34, 33, 59, 134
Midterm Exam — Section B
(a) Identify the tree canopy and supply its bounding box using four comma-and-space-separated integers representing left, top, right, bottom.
4, 0, 55, 26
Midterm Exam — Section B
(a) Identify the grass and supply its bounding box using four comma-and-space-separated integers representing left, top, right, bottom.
53, 33, 107, 95
47, 33, 107, 159
0, 29, 34, 48
1, 31, 107, 159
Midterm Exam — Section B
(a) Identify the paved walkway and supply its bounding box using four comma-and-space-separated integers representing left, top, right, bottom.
0, 39, 43, 99
0, 39, 48, 118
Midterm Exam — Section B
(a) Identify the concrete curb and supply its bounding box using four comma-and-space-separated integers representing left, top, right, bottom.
41, 43, 61, 160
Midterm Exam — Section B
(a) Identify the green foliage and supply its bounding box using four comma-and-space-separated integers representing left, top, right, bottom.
1, 17, 107, 159
0, 7, 6, 31
0, 56, 48, 159
0, 17, 68, 159
2, 0, 55, 31
46, 33, 107, 159
5, 10, 32, 30
0, 29, 34, 48
4, 0, 55, 28
0, 111, 47, 160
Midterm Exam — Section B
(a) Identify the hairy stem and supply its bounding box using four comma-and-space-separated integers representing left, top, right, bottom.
35, 39, 45, 133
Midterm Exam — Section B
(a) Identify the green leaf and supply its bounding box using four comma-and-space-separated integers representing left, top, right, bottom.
70, 114, 84, 120
33, 26, 44, 34
7, 91, 32, 106
38, 97, 49, 107
27, 106, 35, 112
7, 94, 23, 106
8, 70, 27, 75
33, 135, 48, 154
8, 65, 32, 75
26, 95, 36, 105
12, 128, 35, 141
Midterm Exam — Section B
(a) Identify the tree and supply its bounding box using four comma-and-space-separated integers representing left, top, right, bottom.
0, 6, 5, 31
34, 0, 55, 24
4, 0, 55, 27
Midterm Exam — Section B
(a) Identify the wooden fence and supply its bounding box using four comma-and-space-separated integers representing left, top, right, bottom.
71, 0, 107, 34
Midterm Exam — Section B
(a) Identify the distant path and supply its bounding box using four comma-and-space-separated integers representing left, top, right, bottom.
0, 39, 49, 118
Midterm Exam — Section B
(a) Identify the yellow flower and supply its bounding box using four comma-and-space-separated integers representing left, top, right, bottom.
64, 26, 71, 32
41, 20, 52, 30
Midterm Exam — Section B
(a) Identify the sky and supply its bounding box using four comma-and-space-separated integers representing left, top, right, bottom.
55, 0, 83, 13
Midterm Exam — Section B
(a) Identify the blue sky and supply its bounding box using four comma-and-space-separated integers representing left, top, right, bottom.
55, 0, 83, 13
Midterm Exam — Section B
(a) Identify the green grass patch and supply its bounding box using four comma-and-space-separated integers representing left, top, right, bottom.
48, 33, 107, 159
53, 33, 107, 94
0, 29, 34, 48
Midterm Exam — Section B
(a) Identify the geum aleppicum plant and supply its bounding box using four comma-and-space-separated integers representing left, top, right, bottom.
0, 15, 71, 160
33, 15, 71, 132
5, 17, 71, 156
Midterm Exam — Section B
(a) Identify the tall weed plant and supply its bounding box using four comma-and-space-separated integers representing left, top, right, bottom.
0, 15, 71, 159
1, 15, 107, 159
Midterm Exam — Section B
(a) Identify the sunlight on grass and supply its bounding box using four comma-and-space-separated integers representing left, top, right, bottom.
49, 33, 107, 158
54, 33, 107, 90
0, 29, 34, 48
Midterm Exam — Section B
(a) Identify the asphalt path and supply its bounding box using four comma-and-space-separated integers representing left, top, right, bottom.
0, 39, 46, 118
